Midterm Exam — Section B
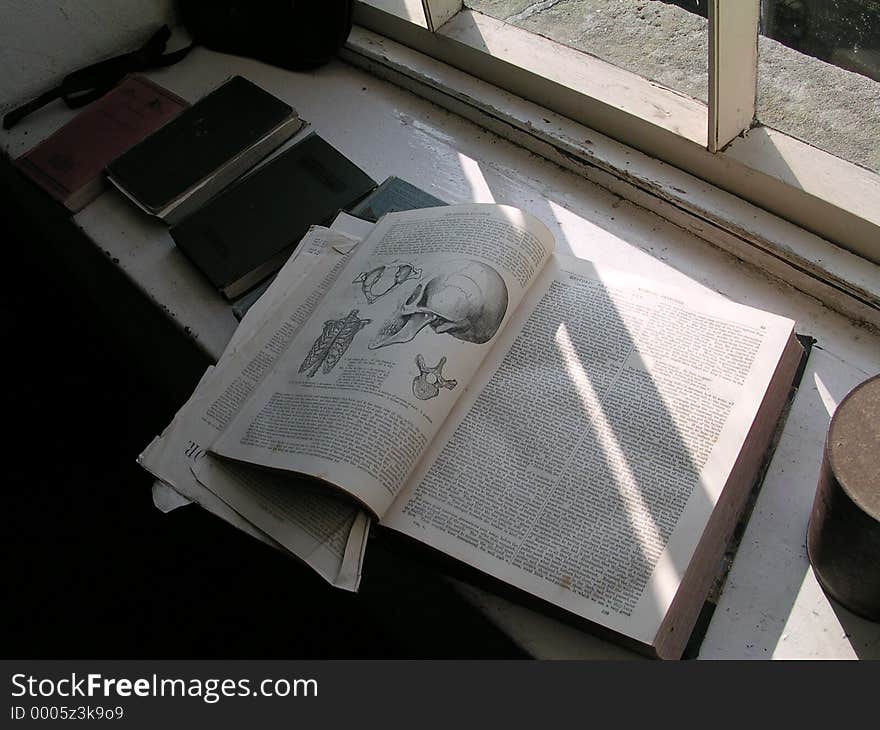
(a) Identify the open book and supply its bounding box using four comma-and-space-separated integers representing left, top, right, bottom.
143, 204, 802, 658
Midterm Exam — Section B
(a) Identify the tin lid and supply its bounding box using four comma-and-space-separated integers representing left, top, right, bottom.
826, 374, 880, 523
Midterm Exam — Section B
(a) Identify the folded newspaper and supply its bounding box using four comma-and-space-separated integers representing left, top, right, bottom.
139, 213, 376, 591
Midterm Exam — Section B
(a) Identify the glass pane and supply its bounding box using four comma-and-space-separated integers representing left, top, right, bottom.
464, 0, 708, 103
757, 0, 880, 173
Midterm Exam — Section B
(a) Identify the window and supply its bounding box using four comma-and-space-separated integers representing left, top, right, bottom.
466, 1, 709, 112
351, 0, 880, 267
757, 0, 880, 174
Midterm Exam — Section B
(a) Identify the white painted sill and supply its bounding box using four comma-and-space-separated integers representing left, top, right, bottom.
343, 10, 880, 329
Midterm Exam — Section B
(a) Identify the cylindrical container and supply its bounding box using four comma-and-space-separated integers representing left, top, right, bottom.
807, 374, 880, 621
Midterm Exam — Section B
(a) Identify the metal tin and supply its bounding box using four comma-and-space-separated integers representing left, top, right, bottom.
807, 374, 880, 621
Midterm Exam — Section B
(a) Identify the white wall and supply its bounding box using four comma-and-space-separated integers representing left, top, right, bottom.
0, 0, 178, 105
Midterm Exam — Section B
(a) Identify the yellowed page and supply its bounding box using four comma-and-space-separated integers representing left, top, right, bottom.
383, 256, 796, 644
211, 205, 556, 517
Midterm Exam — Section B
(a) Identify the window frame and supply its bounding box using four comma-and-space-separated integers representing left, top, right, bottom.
420, 0, 461, 31
351, 0, 880, 271
708, 0, 759, 152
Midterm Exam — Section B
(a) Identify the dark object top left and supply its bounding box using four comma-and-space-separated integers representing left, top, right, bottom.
179, 0, 354, 71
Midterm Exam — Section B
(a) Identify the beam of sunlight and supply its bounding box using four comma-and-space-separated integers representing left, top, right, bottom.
773, 569, 857, 659
546, 199, 593, 259
555, 324, 681, 609
360, 0, 428, 27
814, 372, 839, 418
456, 152, 496, 203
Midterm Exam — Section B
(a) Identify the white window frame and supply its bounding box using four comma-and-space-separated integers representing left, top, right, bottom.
420, 0, 460, 31
349, 0, 880, 277
708, 0, 759, 152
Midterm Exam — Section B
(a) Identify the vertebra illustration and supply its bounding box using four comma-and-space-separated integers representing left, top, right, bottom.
369, 260, 508, 349
353, 262, 421, 304
299, 309, 371, 377
412, 355, 457, 400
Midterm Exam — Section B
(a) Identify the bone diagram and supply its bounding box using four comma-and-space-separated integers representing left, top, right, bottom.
353, 263, 421, 305
369, 260, 508, 349
299, 309, 371, 377
412, 355, 457, 400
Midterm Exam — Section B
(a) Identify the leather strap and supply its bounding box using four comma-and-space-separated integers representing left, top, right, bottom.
3, 25, 193, 130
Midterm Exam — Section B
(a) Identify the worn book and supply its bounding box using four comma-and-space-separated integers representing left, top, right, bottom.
230, 178, 444, 319
14, 75, 188, 212
145, 204, 804, 658
349, 175, 446, 222
106, 75, 303, 224
170, 133, 375, 300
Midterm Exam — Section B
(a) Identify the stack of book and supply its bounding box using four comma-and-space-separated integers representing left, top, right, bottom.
15, 73, 391, 304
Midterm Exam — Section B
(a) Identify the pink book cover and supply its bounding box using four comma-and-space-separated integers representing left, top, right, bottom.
15, 74, 188, 211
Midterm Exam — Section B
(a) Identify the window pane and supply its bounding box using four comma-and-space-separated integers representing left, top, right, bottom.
757, 0, 880, 173
465, 0, 708, 103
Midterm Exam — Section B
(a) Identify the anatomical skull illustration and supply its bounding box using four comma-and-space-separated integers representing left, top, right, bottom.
369, 259, 508, 349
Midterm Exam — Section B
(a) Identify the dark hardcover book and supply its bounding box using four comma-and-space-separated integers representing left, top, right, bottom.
230, 177, 447, 320
171, 133, 376, 300
107, 75, 303, 224
232, 277, 275, 321
349, 176, 446, 222
15, 75, 188, 212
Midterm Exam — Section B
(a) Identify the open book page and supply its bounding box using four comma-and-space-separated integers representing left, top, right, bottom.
382, 256, 797, 644
211, 205, 556, 517
139, 227, 368, 590
152, 479, 194, 513
192, 457, 371, 590
328, 211, 375, 241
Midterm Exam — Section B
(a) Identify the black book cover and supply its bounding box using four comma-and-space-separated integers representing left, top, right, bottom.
107, 76, 295, 211
170, 133, 376, 298
349, 176, 446, 222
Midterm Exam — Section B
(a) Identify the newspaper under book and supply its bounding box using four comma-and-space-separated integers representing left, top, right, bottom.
139, 221, 372, 590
